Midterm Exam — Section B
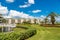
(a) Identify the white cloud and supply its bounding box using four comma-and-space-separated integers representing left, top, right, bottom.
40, 15, 46, 18
19, 4, 31, 8
39, 15, 46, 21
19, 0, 35, 8
3, 16, 12, 18
0, 4, 8, 14
9, 10, 21, 17
32, 10, 42, 13
8, 10, 34, 18
28, 0, 35, 4
0, 3, 34, 18
56, 16, 60, 22
6, 0, 14, 3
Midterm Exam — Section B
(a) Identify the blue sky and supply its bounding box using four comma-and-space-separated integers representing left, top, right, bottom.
0, 0, 60, 18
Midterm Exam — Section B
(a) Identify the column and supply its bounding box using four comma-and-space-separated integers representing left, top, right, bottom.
9, 19, 11, 24
15, 19, 18, 24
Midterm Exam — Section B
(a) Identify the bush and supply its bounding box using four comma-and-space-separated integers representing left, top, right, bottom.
0, 26, 36, 40
19, 29, 36, 40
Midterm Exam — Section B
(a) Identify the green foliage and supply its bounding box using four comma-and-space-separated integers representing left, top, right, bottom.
23, 21, 31, 24
19, 29, 36, 40
47, 12, 59, 25
0, 25, 36, 40
2, 19, 7, 23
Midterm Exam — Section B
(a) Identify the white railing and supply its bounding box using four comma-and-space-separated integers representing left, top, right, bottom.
0, 23, 16, 27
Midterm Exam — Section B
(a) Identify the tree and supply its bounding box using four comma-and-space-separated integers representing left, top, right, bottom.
44, 18, 48, 24
34, 19, 37, 24
47, 12, 58, 25
2, 19, 7, 23
0, 18, 7, 23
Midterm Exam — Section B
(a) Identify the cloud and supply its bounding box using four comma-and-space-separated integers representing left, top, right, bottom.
9, 10, 21, 17
0, 4, 8, 14
8, 10, 34, 18
55, 16, 60, 22
6, 0, 14, 3
39, 15, 46, 21
19, 4, 31, 8
32, 10, 42, 13
0, 3, 34, 18
40, 15, 46, 19
19, 0, 35, 8
3, 16, 12, 18
28, 0, 35, 4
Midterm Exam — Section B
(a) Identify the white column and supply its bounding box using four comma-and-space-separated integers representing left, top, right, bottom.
21, 19, 24, 23
15, 19, 18, 24
8, 27, 11, 32
9, 19, 11, 24
31, 19, 34, 23
0, 24, 3, 32
2, 26, 3, 32
36, 19, 40, 24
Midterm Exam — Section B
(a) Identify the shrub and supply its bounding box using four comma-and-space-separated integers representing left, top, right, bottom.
19, 29, 36, 40
0, 26, 36, 40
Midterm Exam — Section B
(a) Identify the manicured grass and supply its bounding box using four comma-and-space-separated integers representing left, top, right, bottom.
0, 24, 60, 40
19, 24, 60, 40
13, 28, 26, 33
27, 24, 60, 40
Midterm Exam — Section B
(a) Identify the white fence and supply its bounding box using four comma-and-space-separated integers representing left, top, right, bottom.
0, 24, 16, 27
0, 24, 16, 32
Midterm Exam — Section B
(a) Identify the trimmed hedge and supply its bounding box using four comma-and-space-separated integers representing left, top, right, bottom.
19, 29, 36, 40
0, 27, 36, 40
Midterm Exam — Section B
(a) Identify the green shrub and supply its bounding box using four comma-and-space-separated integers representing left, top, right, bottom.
0, 26, 36, 40
19, 29, 36, 40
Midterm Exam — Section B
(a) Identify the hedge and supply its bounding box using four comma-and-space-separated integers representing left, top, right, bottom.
19, 29, 36, 40
0, 27, 36, 40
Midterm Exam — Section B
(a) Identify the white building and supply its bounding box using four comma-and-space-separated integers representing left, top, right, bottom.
5, 18, 41, 24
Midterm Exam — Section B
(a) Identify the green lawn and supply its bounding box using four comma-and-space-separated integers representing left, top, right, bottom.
19, 24, 60, 40
0, 24, 60, 40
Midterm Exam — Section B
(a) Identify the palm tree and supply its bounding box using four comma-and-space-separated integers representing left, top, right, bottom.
47, 12, 59, 25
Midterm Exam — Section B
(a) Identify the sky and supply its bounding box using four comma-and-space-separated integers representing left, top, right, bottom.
0, 0, 60, 20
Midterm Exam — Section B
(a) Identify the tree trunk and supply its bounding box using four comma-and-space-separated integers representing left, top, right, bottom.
51, 21, 55, 25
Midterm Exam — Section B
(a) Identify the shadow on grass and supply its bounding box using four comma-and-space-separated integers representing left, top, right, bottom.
40, 24, 60, 27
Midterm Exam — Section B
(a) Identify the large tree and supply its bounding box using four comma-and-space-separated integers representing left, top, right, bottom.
47, 12, 58, 25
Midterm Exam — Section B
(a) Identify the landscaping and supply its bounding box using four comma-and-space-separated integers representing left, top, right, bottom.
0, 24, 36, 40
0, 0, 60, 40
0, 23, 60, 40
27, 24, 60, 40
16, 23, 60, 40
